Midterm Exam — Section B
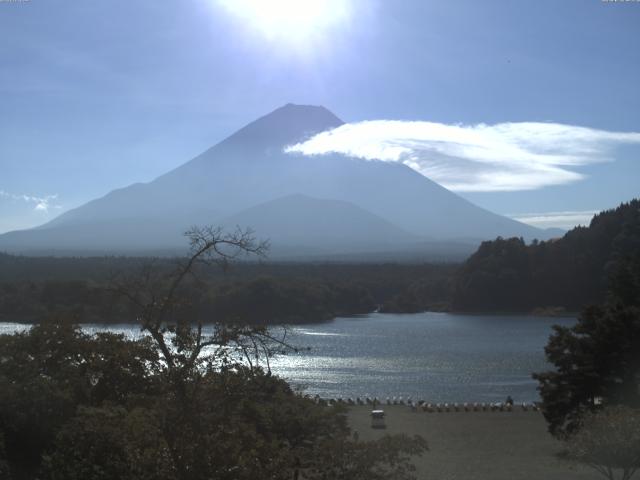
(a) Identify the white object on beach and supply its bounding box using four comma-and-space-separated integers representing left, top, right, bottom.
371, 409, 386, 429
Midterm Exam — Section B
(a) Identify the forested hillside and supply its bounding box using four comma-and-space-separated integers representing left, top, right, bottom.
0, 257, 455, 324
452, 199, 640, 312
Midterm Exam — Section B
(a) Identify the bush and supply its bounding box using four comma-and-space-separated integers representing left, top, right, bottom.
566, 405, 640, 480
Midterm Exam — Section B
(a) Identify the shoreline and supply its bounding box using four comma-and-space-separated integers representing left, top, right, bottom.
447, 310, 579, 318
314, 397, 541, 412
0, 309, 579, 328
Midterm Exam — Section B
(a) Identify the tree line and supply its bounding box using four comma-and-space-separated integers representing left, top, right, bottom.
452, 199, 640, 313
0, 256, 456, 323
1, 198, 638, 323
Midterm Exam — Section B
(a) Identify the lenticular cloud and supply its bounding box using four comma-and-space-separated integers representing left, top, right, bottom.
286, 120, 640, 192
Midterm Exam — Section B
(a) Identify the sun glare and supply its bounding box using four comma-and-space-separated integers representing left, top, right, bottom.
218, 0, 352, 47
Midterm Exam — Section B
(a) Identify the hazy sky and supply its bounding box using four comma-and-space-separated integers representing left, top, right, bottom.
1, 0, 639, 233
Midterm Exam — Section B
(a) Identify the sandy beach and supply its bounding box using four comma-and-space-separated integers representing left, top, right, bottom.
347, 405, 600, 480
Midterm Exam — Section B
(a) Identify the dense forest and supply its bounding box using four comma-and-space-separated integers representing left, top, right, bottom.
451, 199, 640, 313
1, 198, 638, 322
0, 256, 455, 324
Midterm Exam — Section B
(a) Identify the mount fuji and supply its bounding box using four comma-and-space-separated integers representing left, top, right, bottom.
0, 104, 557, 259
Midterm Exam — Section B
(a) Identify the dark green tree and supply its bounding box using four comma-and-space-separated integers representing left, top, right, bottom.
43, 406, 176, 480
533, 253, 640, 437
0, 319, 160, 477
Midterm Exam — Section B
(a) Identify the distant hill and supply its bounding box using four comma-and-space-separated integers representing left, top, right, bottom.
219, 194, 418, 255
451, 199, 640, 312
0, 104, 554, 258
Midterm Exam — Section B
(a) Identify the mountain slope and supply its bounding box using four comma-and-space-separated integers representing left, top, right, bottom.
219, 194, 418, 255
0, 104, 550, 256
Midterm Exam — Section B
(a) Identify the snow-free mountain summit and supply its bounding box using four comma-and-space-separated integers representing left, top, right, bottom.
0, 104, 556, 257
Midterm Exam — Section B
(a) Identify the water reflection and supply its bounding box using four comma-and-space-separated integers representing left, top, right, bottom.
1, 312, 573, 402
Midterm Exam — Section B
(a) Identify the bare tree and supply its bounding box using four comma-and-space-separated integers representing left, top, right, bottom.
110, 226, 289, 381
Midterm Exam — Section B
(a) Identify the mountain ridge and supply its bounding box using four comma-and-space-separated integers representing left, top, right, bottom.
0, 104, 555, 258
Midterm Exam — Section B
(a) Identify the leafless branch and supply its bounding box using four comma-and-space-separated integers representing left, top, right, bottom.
109, 225, 286, 377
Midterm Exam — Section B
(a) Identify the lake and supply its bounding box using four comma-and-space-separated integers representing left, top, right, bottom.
0, 312, 573, 403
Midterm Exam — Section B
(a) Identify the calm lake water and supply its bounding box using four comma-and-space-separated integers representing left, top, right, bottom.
0, 312, 574, 402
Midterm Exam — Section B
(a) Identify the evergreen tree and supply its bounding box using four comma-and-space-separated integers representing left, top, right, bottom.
533, 252, 640, 437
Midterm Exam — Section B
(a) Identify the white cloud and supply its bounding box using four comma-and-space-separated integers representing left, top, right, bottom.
0, 190, 61, 213
286, 120, 640, 192
508, 210, 599, 230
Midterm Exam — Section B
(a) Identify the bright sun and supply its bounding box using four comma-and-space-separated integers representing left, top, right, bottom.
218, 0, 352, 47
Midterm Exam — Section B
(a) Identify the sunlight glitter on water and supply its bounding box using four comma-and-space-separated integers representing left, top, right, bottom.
0, 312, 574, 402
